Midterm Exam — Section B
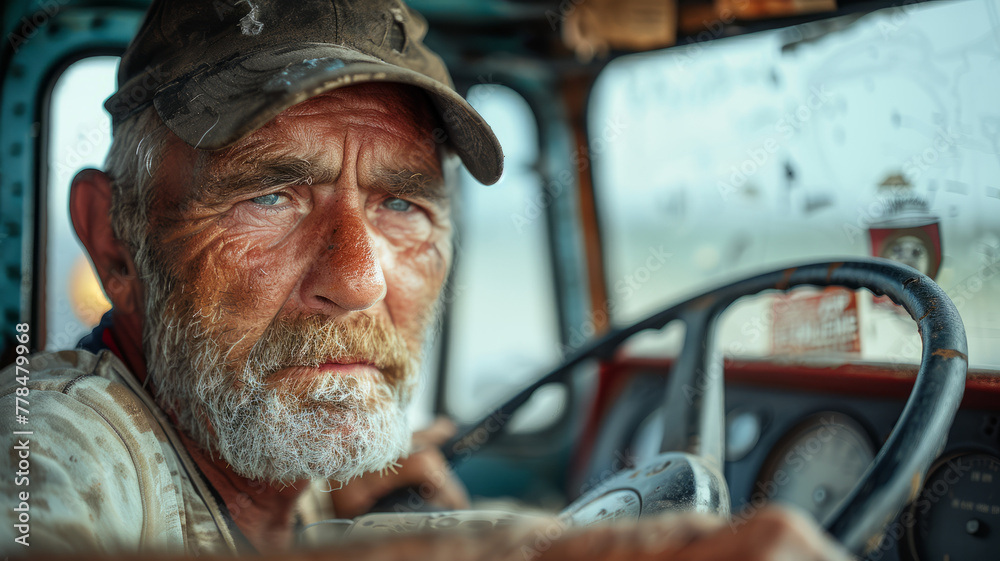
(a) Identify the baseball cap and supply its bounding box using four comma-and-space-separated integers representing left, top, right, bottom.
104, 0, 503, 185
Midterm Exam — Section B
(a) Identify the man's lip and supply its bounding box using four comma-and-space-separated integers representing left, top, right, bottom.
320, 358, 376, 367
317, 361, 378, 373
270, 362, 382, 381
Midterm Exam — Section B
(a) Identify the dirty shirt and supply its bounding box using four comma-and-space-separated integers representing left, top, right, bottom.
0, 340, 333, 554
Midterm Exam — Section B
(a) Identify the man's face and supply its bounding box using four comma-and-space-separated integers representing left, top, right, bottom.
138, 83, 453, 483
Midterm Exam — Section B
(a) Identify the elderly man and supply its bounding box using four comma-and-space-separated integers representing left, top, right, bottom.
1, 0, 850, 558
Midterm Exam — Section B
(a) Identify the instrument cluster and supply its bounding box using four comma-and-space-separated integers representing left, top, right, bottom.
743, 407, 999, 561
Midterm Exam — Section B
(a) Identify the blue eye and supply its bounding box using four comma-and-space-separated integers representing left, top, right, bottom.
252, 193, 284, 206
384, 198, 413, 212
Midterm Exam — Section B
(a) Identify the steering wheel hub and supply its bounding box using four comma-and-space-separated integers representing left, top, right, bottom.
561, 451, 730, 526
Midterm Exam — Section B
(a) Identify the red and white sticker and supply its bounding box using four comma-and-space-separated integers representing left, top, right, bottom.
772, 287, 861, 355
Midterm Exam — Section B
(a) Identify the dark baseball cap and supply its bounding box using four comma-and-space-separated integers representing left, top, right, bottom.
104, 0, 503, 185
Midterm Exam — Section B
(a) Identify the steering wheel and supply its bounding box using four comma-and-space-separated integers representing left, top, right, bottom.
307, 259, 967, 555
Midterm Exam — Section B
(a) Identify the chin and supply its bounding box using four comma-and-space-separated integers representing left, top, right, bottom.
209, 381, 413, 484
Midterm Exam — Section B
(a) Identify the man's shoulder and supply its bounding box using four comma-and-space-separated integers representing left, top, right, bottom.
0, 348, 161, 438
3, 348, 134, 396
0, 350, 199, 553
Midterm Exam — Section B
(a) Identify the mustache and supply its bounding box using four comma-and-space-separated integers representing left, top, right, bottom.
241, 313, 413, 388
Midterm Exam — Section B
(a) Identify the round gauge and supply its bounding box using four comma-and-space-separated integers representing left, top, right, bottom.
754, 412, 875, 524
880, 234, 931, 275
904, 453, 1000, 561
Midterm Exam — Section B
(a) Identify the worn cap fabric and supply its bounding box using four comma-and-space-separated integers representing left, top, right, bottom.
104, 0, 503, 185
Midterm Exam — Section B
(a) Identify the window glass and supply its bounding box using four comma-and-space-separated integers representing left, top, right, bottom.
445, 84, 564, 427
592, 0, 1000, 368
46, 56, 117, 351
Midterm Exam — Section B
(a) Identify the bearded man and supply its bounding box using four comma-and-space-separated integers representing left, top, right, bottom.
1, 0, 850, 558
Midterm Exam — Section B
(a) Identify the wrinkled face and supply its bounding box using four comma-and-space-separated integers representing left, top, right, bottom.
140, 83, 452, 483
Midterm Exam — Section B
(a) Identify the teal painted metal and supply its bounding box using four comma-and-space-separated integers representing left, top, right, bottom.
409, 0, 545, 21
1, 4, 144, 351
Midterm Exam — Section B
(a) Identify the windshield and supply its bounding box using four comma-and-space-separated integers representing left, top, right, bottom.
591, 0, 1000, 369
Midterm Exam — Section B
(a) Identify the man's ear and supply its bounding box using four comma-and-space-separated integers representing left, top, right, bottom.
70, 169, 143, 317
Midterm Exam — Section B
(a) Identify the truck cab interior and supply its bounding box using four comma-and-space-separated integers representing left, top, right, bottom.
2, 0, 998, 559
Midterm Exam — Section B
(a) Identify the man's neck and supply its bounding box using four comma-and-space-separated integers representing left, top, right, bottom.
105, 309, 150, 385
178, 430, 310, 552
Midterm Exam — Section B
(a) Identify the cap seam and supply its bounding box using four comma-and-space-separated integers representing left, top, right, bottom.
332, 0, 342, 46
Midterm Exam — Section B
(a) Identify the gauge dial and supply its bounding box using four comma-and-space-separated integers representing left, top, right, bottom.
755, 412, 875, 524
904, 453, 1000, 561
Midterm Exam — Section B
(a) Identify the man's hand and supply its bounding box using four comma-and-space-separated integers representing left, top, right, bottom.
321, 504, 853, 561
667, 505, 853, 561
538, 505, 853, 561
329, 418, 469, 519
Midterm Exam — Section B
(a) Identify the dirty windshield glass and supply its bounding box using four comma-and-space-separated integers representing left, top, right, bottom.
592, 0, 1000, 368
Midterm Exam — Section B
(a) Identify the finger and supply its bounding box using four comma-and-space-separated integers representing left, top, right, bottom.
766, 505, 853, 561
390, 450, 469, 509
735, 505, 853, 561
431, 467, 470, 510
412, 416, 457, 449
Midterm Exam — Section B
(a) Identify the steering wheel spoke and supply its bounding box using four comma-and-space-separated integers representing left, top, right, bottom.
660, 309, 726, 469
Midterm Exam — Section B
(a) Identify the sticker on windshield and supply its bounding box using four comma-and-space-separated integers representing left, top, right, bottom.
772, 287, 861, 356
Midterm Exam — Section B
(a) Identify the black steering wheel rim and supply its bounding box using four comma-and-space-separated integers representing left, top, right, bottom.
444, 258, 968, 554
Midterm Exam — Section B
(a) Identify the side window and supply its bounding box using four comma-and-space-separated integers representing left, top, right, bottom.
443, 85, 564, 430
45, 57, 117, 351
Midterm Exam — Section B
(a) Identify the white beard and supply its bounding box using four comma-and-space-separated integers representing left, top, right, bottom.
142, 297, 416, 485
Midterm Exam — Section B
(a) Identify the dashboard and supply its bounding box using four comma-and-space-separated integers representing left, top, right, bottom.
577, 359, 1000, 561
725, 384, 999, 561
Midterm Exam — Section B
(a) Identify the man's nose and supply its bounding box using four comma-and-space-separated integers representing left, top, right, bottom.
300, 209, 387, 313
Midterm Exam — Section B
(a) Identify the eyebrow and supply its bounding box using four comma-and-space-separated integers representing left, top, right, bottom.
372, 168, 448, 204
199, 156, 339, 201
197, 156, 448, 206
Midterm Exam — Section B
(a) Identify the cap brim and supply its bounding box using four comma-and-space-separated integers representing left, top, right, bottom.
151, 44, 503, 185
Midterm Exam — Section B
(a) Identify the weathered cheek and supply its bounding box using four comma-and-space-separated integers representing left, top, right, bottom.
384, 237, 451, 347
157, 226, 292, 346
